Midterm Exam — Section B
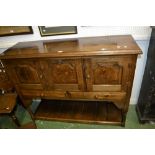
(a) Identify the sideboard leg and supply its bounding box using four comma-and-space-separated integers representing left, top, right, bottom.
21, 99, 32, 109
9, 110, 20, 127
121, 112, 126, 127
27, 107, 37, 129
18, 98, 37, 128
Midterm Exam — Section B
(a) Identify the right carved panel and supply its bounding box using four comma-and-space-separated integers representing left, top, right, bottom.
93, 62, 123, 85
84, 56, 131, 92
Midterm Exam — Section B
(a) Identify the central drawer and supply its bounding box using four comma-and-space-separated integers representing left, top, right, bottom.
21, 89, 126, 101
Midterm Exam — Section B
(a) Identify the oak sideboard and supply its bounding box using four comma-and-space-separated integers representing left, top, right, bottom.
0, 35, 142, 126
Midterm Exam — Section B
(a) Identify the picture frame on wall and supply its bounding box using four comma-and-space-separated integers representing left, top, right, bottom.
0, 26, 33, 37
39, 26, 77, 37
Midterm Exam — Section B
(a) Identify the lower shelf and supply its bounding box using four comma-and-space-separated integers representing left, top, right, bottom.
34, 100, 123, 125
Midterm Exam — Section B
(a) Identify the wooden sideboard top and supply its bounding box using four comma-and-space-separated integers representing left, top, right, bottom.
0, 35, 142, 59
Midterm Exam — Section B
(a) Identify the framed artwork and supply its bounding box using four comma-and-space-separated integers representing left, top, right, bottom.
39, 26, 77, 37
0, 26, 33, 37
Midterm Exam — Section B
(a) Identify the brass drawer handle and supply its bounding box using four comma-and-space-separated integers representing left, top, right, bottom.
65, 91, 71, 97
95, 94, 109, 99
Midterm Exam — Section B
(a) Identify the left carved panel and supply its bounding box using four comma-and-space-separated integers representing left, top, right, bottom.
15, 65, 40, 84
3, 59, 44, 90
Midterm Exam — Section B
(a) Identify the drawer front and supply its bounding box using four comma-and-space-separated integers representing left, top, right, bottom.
21, 90, 126, 108
21, 90, 66, 99
21, 90, 126, 99
18, 84, 43, 90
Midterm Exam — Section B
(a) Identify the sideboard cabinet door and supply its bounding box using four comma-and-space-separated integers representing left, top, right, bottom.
40, 58, 85, 91
4, 59, 44, 90
84, 56, 136, 93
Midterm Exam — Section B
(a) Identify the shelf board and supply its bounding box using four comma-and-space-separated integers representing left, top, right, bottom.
34, 100, 123, 125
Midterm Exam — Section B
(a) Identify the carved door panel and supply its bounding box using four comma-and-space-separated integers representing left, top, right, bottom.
40, 58, 84, 91
84, 56, 132, 92
5, 59, 44, 90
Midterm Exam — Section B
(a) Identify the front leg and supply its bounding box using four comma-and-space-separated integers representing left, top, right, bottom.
121, 111, 127, 127
18, 97, 37, 128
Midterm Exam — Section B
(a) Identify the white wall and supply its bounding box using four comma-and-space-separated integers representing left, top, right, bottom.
130, 39, 150, 104
0, 26, 151, 49
0, 26, 152, 104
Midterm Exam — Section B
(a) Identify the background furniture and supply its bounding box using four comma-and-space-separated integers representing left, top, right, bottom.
39, 26, 77, 36
0, 35, 141, 126
0, 93, 20, 128
136, 27, 155, 123
0, 60, 36, 128
0, 26, 33, 37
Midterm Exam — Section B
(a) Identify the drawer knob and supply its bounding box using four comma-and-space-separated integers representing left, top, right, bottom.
40, 93, 44, 97
86, 74, 90, 79
5, 107, 10, 110
40, 75, 43, 79
41, 66, 44, 70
